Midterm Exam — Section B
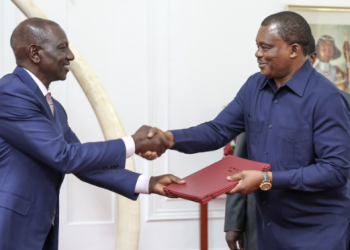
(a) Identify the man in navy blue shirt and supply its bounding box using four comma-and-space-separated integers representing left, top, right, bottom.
144, 11, 350, 249
224, 35, 319, 250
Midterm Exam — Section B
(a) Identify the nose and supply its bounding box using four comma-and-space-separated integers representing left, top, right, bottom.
67, 47, 75, 61
255, 47, 263, 58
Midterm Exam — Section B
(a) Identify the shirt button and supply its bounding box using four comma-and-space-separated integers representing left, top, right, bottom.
264, 151, 268, 154
274, 99, 278, 104
267, 223, 271, 226
269, 125, 272, 129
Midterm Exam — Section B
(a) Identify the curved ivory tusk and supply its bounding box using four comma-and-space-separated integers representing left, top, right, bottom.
10, 1, 140, 249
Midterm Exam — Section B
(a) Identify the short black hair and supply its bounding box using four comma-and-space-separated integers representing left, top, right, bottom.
261, 11, 312, 56
11, 17, 59, 50
308, 35, 316, 55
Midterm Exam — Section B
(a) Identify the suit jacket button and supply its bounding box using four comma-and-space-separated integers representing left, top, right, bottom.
50, 214, 55, 219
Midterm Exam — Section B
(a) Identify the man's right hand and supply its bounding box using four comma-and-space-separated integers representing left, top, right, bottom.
149, 174, 185, 197
137, 127, 175, 160
226, 231, 245, 250
132, 125, 170, 157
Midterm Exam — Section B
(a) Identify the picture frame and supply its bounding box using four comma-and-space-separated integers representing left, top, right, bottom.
287, 5, 350, 91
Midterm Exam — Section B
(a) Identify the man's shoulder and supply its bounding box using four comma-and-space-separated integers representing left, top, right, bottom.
0, 72, 34, 98
307, 70, 346, 106
308, 71, 339, 93
0, 73, 18, 87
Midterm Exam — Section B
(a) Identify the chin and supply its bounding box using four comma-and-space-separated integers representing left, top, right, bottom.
260, 69, 271, 78
59, 74, 68, 81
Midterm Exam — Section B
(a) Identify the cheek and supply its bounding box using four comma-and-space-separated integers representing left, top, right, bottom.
264, 53, 279, 69
264, 48, 281, 62
267, 54, 289, 75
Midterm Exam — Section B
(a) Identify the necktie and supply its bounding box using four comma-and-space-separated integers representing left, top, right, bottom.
46, 92, 56, 225
46, 92, 54, 116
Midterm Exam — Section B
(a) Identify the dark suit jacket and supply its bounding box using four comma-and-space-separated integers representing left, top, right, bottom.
223, 90, 350, 250
0, 67, 140, 250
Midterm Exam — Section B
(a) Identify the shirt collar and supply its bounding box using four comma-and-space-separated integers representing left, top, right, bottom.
22, 68, 51, 96
259, 59, 314, 97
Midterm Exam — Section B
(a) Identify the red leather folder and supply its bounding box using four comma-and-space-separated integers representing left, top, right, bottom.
164, 155, 270, 204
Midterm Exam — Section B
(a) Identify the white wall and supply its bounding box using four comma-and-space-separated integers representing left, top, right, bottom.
1, 0, 350, 249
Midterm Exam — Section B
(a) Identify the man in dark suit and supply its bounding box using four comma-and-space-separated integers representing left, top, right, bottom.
0, 18, 184, 250
223, 35, 320, 250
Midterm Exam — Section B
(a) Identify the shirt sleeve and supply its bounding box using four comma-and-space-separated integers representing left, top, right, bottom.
171, 80, 248, 154
134, 175, 151, 194
122, 136, 135, 158
273, 91, 350, 191
121, 136, 150, 194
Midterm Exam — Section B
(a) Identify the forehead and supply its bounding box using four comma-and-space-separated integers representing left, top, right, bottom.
319, 40, 334, 47
256, 25, 284, 44
45, 25, 68, 44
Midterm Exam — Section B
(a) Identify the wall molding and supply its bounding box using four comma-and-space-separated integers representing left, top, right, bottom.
145, 0, 226, 222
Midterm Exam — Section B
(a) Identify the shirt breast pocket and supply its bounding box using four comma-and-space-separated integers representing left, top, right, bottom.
246, 117, 264, 160
277, 128, 312, 169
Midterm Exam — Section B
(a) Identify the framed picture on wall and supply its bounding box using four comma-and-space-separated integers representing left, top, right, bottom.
287, 5, 350, 92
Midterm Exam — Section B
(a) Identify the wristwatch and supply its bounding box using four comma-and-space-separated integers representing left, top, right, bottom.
259, 171, 272, 191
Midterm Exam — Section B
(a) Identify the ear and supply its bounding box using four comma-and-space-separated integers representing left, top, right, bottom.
309, 52, 317, 67
290, 43, 302, 59
28, 44, 40, 64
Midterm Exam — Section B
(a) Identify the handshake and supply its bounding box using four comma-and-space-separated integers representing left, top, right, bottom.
132, 125, 184, 197
132, 125, 174, 160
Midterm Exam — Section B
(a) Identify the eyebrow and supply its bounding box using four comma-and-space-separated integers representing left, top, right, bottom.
256, 41, 274, 47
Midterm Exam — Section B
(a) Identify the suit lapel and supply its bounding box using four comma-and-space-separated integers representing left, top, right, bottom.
13, 67, 55, 123
52, 98, 64, 134
14, 67, 66, 182
51, 99, 66, 184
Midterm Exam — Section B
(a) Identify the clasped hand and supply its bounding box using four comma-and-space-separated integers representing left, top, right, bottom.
132, 125, 174, 160
132, 126, 184, 197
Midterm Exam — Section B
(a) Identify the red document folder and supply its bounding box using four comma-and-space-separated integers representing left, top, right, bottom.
164, 155, 270, 204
